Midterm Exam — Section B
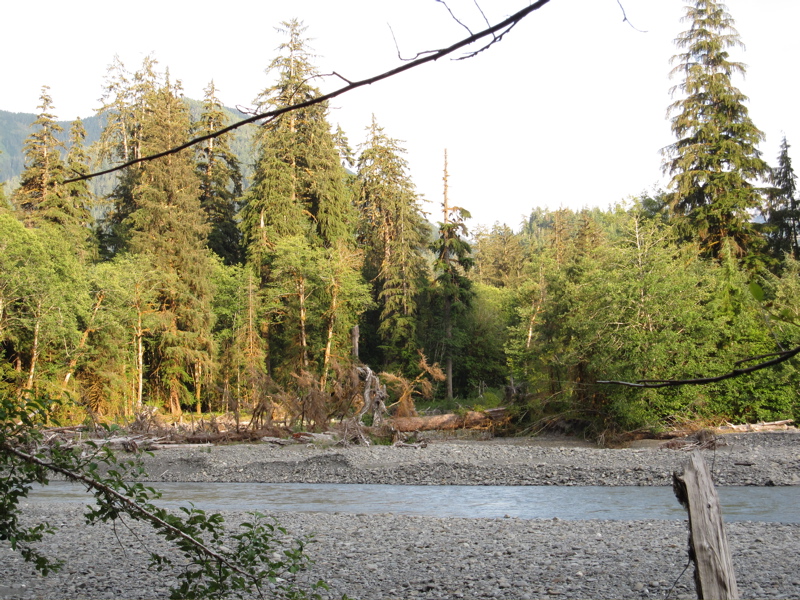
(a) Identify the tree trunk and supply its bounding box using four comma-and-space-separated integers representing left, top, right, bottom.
391, 410, 505, 432
24, 317, 41, 393
194, 361, 202, 415
135, 318, 145, 413
445, 296, 453, 401
351, 324, 359, 360
169, 378, 182, 418
298, 276, 308, 369
61, 291, 105, 396
321, 283, 338, 390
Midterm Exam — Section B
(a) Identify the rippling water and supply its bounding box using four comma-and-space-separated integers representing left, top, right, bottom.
27, 482, 800, 522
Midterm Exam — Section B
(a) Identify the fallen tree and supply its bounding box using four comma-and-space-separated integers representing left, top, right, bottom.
391, 408, 509, 432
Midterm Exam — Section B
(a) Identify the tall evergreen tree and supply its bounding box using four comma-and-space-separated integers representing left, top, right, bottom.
61, 119, 96, 260
0, 151, 7, 208
96, 56, 160, 254
241, 18, 353, 269
765, 136, 800, 261
126, 75, 214, 416
357, 116, 429, 372
12, 87, 65, 226
239, 20, 364, 388
194, 80, 244, 265
430, 151, 474, 400
662, 0, 769, 261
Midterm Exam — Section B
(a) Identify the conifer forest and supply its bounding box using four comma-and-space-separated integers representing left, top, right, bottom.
2, 3, 800, 439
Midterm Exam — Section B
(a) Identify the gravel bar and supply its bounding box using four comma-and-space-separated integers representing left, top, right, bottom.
135, 432, 800, 487
1, 431, 798, 599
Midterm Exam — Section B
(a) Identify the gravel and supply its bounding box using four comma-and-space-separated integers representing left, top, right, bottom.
1, 431, 799, 599
135, 431, 800, 487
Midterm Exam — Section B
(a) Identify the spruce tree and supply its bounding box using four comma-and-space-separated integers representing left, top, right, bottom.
357, 116, 429, 372
765, 136, 800, 261
96, 56, 159, 254
0, 151, 6, 207
663, 0, 769, 261
240, 20, 363, 388
12, 87, 66, 226
431, 151, 474, 400
240, 18, 353, 267
194, 81, 244, 265
126, 75, 214, 416
62, 119, 96, 260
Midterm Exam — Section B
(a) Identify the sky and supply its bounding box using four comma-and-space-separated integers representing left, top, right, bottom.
4, 0, 800, 230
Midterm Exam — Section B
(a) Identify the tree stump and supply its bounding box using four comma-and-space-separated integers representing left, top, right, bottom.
673, 451, 739, 599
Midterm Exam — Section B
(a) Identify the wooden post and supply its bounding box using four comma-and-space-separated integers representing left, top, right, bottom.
673, 451, 739, 600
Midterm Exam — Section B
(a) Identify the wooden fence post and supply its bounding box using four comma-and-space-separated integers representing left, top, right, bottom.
673, 451, 739, 600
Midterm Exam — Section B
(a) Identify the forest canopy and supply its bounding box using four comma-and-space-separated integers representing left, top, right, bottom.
2, 2, 799, 437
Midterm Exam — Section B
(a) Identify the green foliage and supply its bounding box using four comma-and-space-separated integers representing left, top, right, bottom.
507, 206, 800, 433
3, 8, 799, 433
663, 0, 769, 262
764, 136, 800, 262
0, 395, 63, 576
0, 212, 90, 399
242, 19, 354, 259
195, 81, 244, 266
0, 392, 327, 599
11, 87, 66, 225
429, 175, 475, 401
456, 283, 513, 391
471, 223, 526, 288
356, 116, 430, 373
124, 75, 214, 416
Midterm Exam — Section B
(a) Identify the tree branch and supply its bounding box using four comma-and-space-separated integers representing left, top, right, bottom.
597, 344, 800, 388
617, 0, 647, 33
1, 443, 256, 584
64, 0, 554, 184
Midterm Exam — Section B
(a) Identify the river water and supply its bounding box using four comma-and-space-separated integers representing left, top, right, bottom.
28, 481, 800, 522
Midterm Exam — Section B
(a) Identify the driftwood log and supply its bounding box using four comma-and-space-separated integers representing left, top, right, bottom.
673, 451, 739, 600
391, 408, 508, 432
715, 419, 795, 433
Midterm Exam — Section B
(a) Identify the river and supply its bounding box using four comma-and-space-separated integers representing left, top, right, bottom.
27, 481, 800, 522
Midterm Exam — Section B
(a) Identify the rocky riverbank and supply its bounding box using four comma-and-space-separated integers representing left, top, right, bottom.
1, 431, 798, 600
138, 431, 800, 487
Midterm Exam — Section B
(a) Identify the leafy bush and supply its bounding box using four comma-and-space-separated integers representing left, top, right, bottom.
0, 393, 328, 599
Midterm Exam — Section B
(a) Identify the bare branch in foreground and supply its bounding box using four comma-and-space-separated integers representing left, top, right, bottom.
597, 344, 800, 388
617, 0, 648, 33
435, 0, 474, 36
65, 0, 554, 184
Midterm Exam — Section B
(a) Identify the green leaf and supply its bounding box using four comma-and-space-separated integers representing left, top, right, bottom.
748, 281, 765, 302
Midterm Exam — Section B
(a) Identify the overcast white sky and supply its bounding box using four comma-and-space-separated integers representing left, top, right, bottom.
4, 0, 799, 229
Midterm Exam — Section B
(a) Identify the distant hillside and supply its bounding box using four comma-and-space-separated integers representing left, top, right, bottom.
0, 103, 256, 191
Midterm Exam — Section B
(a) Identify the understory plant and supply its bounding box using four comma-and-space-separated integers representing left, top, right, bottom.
0, 393, 328, 599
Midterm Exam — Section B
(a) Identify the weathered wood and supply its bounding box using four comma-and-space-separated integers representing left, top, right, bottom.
390, 409, 506, 432
716, 419, 795, 433
673, 451, 739, 600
